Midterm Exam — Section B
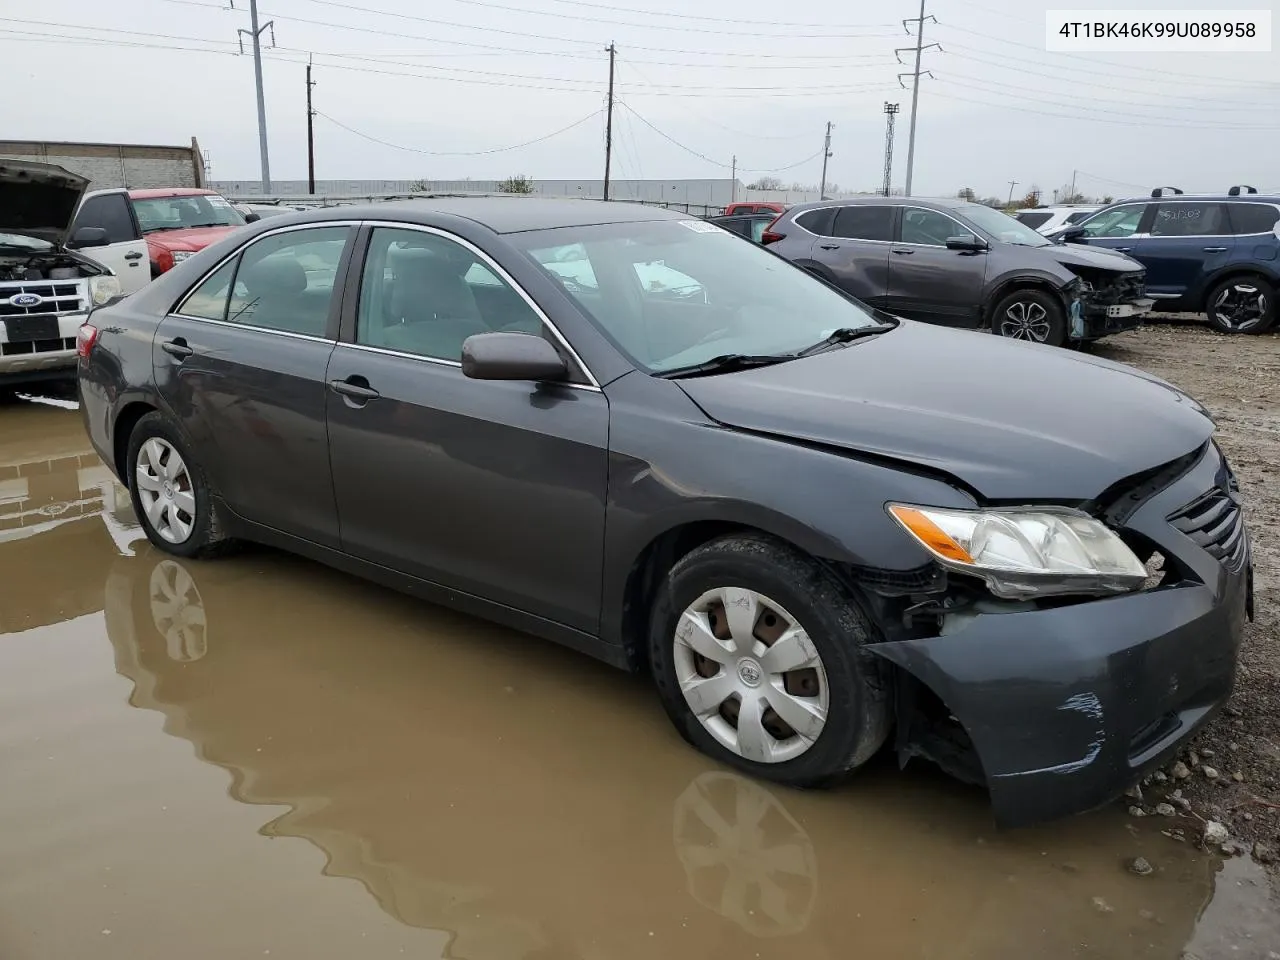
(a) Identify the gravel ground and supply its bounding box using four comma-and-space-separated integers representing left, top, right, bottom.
1092, 316, 1280, 871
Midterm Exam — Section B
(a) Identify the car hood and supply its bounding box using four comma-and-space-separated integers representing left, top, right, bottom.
145, 225, 240, 252
676, 321, 1213, 502
0, 158, 89, 247
1044, 241, 1144, 273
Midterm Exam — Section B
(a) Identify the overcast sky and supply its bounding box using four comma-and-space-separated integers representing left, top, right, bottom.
4, 0, 1276, 198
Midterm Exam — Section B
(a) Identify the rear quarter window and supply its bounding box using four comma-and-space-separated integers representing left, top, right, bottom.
792, 208, 836, 236
1228, 203, 1280, 235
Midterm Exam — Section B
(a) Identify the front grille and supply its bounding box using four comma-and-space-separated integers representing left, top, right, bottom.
1168, 487, 1246, 568
0, 281, 86, 318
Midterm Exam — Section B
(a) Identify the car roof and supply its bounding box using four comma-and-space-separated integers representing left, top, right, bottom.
1108, 193, 1280, 204
782, 196, 977, 214
261, 197, 692, 234
129, 187, 221, 199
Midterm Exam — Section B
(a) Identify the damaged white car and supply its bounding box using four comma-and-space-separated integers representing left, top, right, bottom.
1, 159, 122, 394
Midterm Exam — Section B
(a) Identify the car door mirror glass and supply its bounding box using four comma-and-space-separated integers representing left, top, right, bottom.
461, 331, 568, 382
70, 226, 109, 249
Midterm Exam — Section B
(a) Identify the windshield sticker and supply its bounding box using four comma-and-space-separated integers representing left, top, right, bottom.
207, 195, 233, 209
679, 220, 725, 234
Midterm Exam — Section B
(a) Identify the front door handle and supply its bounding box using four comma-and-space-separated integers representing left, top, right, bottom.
1202, 246, 1228, 253
818, 243, 841, 250
1115, 246, 1132, 252
124, 251, 144, 261
160, 338, 193, 360
892, 248, 915, 255
329, 377, 381, 402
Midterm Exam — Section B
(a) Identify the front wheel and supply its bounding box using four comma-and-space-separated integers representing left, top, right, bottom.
126, 412, 232, 558
1205, 275, 1275, 334
990, 289, 1067, 346
648, 534, 891, 787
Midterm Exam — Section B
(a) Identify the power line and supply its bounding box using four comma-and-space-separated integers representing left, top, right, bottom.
314, 109, 603, 155
507, 0, 897, 29
930, 90, 1278, 131
619, 103, 825, 173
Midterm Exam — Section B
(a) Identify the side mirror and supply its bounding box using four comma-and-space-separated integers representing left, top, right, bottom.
461, 332, 568, 382
1058, 226, 1087, 243
944, 234, 987, 251
69, 226, 109, 249
243, 212, 261, 223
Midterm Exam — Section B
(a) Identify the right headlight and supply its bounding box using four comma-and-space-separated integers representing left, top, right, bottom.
888, 503, 1147, 600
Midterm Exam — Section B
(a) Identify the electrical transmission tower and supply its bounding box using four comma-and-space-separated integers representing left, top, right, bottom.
881, 103, 899, 197
232, 0, 277, 192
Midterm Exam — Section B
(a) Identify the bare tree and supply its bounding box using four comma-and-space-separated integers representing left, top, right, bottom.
957, 186, 977, 201
748, 176, 783, 191
498, 175, 534, 194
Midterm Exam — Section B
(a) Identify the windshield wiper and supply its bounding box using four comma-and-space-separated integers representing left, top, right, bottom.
659, 353, 795, 379
794, 324, 892, 357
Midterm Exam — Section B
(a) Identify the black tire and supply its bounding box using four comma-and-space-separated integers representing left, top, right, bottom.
989, 288, 1067, 347
648, 534, 892, 788
1204, 275, 1276, 335
126, 411, 233, 559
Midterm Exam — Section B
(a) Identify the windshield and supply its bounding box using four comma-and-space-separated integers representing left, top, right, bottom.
514, 219, 883, 373
959, 205, 1052, 247
133, 194, 246, 233
0, 232, 52, 251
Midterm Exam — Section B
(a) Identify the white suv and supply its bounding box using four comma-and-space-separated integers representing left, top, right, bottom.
1015, 205, 1100, 235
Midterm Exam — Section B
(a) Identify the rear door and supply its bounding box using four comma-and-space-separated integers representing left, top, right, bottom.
885, 206, 987, 327
1131, 201, 1234, 302
807, 205, 895, 307
155, 224, 355, 547
68, 192, 150, 294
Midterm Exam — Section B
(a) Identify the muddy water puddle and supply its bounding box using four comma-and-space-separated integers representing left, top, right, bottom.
1, 398, 1277, 960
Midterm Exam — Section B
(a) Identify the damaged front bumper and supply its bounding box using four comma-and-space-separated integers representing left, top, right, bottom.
1067, 274, 1154, 340
869, 443, 1252, 828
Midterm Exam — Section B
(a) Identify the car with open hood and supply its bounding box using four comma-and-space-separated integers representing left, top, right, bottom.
77, 198, 1251, 827
763, 197, 1154, 346
0, 158, 122, 391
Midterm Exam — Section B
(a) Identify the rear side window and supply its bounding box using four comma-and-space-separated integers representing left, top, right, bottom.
223, 227, 351, 337
1150, 202, 1230, 237
179, 259, 237, 321
74, 194, 139, 244
793, 208, 835, 236
832, 206, 894, 242
1229, 203, 1280, 235
1016, 211, 1053, 229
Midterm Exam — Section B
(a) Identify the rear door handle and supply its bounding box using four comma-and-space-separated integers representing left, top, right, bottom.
160, 338, 193, 360
329, 377, 381, 402
892, 248, 915, 255
1115, 246, 1132, 252
124, 251, 144, 261
818, 243, 841, 250
1202, 246, 1228, 253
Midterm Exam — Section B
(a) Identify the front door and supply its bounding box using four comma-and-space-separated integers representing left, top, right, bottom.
69, 192, 150, 294
154, 224, 354, 547
885, 206, 988, 327
325, 225, 609, 633
807, 205, 895, 308
1132, 201, 1236, 302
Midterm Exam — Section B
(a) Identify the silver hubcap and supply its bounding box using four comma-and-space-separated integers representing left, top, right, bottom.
674, 587, 829, 764
999, 300, 1051, 341
1211, 284, 1268, 331
149, 560, 208, 662
135, 437, 196, 544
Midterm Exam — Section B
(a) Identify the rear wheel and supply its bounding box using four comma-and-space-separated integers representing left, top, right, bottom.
126, 412, 232, 558
990, 288, 1067, 346
648, 534, 891, 787
1205, 275, 1275, 334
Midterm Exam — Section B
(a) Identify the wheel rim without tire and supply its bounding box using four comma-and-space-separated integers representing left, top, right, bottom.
1211, 283, 1267, 332
135, 437, 196, 544
998, 300, 1052, 341
673, 587, 830, 763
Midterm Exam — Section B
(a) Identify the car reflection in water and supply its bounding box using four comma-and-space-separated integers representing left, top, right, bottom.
99, 547, 1231, 960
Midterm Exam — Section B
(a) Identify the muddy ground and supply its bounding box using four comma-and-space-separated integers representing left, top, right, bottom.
1093, 317, 1280, 870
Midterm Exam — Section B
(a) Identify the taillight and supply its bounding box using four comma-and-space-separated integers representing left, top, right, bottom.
155, 249, 174, 274
77, 323, 99, 358
761, 214, 785, 245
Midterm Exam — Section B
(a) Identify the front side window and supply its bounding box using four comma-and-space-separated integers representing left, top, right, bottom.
1079, 204, 1146, 238
899, 208, 964, 246
832, 206, 893, 242
356, 227, 545, 361
220, 227, 350, 336
517, 219, 882, 374
1150, 202, 1230, 237
74, 194, 138, 244
133, 193, 246, 233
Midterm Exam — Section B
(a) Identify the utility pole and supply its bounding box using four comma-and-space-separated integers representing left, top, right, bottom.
881, 102, 899, 197
897, 0, 938, 197
1069, 168, 1078, 202
731, 155, 737, 202
603, 42, 616, 201
1007, 180, 1019, 206
818, 122, 833, 200
235, 0, 276, 193
306, 56, 316, 195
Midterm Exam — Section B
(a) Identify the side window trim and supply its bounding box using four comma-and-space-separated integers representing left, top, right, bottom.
343, 220, 601, 390
895, 206, 973, 246
169, 221, 359, 342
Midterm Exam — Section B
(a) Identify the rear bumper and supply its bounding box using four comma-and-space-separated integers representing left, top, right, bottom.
870, 443, 1251, 827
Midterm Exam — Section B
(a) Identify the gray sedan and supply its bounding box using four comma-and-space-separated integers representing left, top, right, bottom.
77, 198, 1248, 826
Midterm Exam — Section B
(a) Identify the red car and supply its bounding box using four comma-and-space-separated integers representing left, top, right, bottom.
722, 201, 788, 216
128, 188, 257, 277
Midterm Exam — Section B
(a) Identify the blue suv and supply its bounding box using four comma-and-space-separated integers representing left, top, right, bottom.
1052, 187, 1280, 334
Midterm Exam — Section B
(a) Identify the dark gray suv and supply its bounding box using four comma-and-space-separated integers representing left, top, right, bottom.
765, 198, 1154, 347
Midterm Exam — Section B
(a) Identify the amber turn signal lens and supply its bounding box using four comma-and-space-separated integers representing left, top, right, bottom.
888, 505, 975, 565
